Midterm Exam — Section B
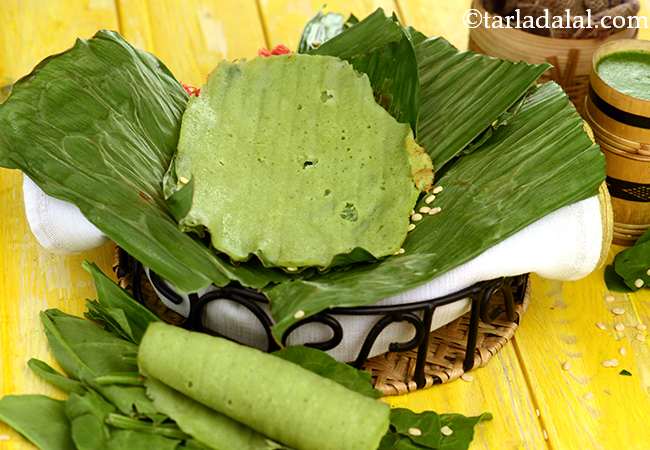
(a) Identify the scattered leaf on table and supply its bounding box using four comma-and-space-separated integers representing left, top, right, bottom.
0, 395, 74, 450
65, 390, 115, 450
613, 229, 650, 291
83, 261, 159, 344
40, 309, 156, 417
27, 359, 85, 394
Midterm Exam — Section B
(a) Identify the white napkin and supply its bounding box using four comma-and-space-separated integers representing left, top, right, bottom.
23, 176, 605, 361
147, 195, 605, 362
22, 176, 107, 253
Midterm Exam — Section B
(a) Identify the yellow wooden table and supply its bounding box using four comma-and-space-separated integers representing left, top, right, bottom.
1, 1, 649, 449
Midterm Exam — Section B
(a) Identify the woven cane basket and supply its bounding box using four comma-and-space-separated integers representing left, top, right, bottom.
113, 249, 530, 396
468, 0, 638, 115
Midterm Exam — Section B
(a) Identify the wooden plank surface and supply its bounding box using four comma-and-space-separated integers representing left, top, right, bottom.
1, 1, 650, 449
514, 250, 650, 450
117, 0, 266, 85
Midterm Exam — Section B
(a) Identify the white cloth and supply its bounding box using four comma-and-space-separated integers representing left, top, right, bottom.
23, 177, 605, 361
22, 176, 107, 253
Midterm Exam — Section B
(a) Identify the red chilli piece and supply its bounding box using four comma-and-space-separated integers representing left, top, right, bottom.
182, 83, 200, 97
258, 44, 292, 57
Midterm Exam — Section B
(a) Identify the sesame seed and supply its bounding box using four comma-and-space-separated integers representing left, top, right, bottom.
425, 194, 436, 204
433, 186, 444, 194
535, 409, 540, 417
0, 435, 9, 441
408, 427, 422, 436
605, 294, 615, 303
647, 269, 650, 276
543, 430, 549, 440
611, 308, 625, 316
602, 359, 619, 368
596, 322, 607, 330
411, 213, 423, 221
428, 207, 442, 216
419, 206, 431, 214
614, 323, 625, 332
636, 333, 646, 342
562, 361, 571, 371
394, 248, 405, 255
619, 347, 627, 356
584, 392, 594, 401
461, 373, 473, 382
286, 267, 298, 272
293, 310, 305, 319
179, 176, 189, 184
408, 223, 416, 232
440, 426, 453, 436
635, 279, 645, 289
637, 324, 647, 331
411, 209, 415, 215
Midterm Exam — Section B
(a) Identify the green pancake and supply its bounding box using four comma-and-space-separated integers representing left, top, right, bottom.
145, 378, 285, 450
138, 323, 390, 450
165, 53, 432, 269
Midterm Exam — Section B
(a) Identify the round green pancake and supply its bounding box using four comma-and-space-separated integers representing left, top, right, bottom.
166, 54, 432, 269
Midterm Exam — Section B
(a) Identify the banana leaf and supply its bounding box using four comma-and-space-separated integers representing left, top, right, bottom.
267, 82, 605, 341
0, 30, 285, 292
415, 37, 549, 169
310, 9, 419, 129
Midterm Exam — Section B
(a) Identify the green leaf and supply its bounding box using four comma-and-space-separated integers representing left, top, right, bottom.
0, 30, 279, 292
65, 390, 115, 450
414, 36, 548, 168
388, 409, 441, 448
106, 430, 183, 450
438, 413, 493, 450
40, 309, 156, 418
172, 54, 430, 269
106, 413, 190, 440
274, 346, 381, 398
613, 229, 650, 291
0, 395, 74, 450
604, 265, 634, 293
380, 409, 491, 450
28, 358, 85, 394
83, 261, 159, 343
378, 432, 423, 450
268, 82, 605, 341
619, 369, 632, 376
310, 8, 419, 128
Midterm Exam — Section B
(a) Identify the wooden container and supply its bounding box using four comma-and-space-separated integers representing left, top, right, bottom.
468, 0, 637, 115
585, 39, 650, 245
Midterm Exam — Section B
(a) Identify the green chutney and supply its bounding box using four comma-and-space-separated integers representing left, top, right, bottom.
597, 50, 650, 101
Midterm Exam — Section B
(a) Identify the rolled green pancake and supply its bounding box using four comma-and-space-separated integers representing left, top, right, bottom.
138, 323, 389, 450
145, 377, 286, 450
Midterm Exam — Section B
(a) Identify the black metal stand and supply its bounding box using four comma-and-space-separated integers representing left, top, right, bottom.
119, 251, 528, 389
